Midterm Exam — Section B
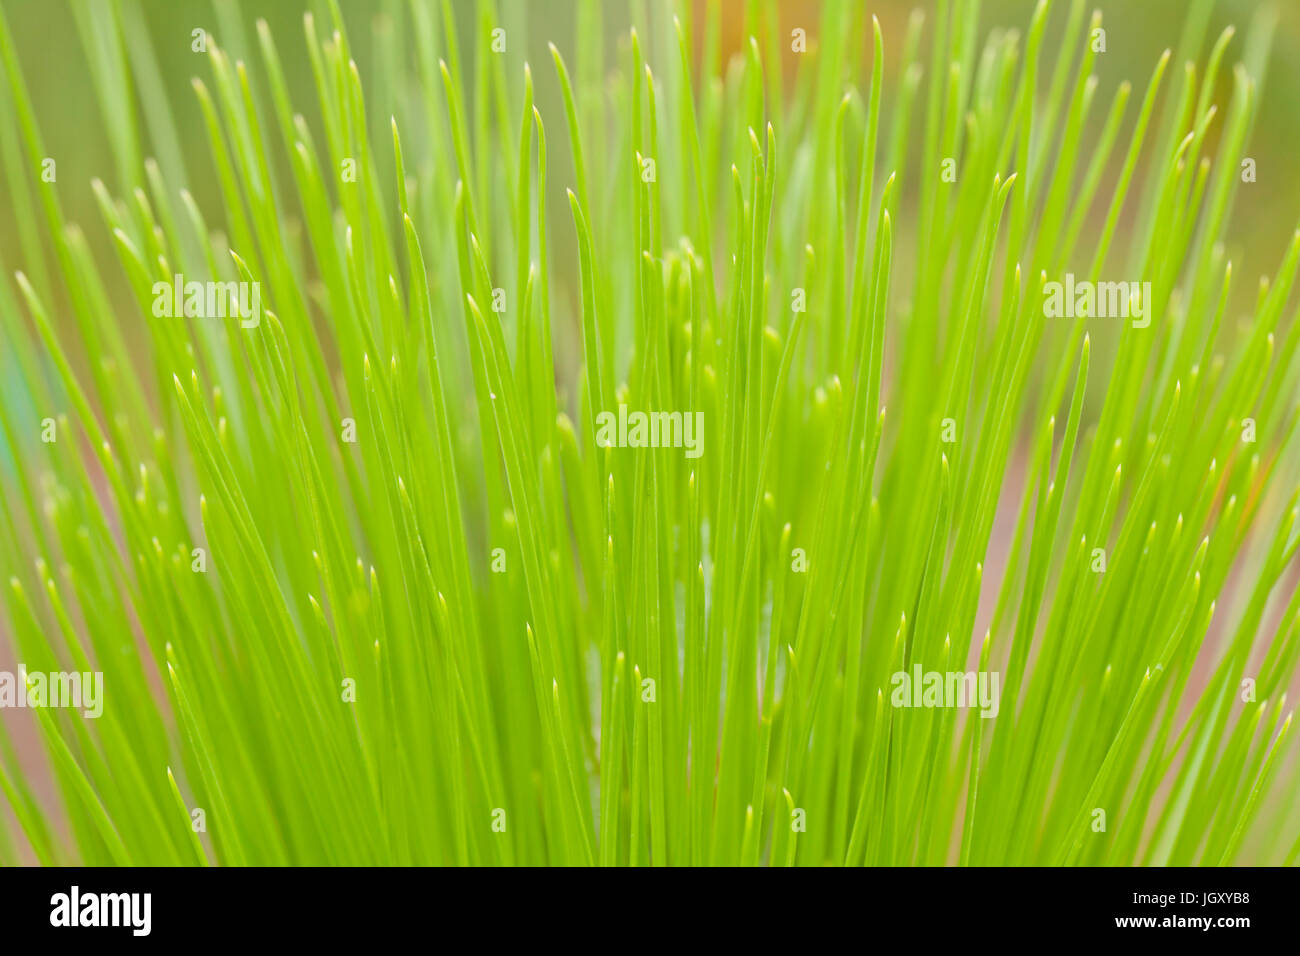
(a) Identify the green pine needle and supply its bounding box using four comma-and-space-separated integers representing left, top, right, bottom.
0, 0, 1298, 866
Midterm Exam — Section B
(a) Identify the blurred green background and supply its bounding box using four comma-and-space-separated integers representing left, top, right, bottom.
2, 0, 1298, 274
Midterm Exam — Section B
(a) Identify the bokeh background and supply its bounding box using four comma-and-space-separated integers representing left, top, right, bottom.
3, 0, 1300, 292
